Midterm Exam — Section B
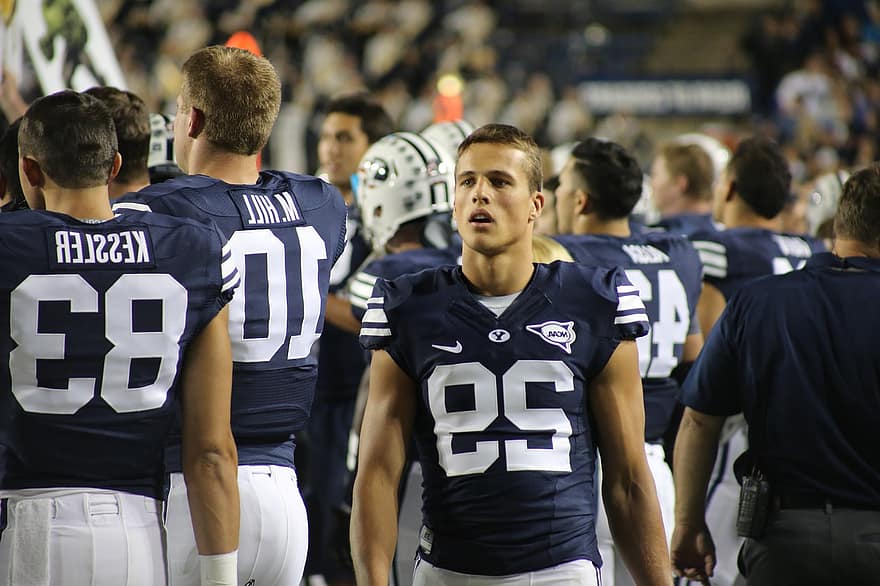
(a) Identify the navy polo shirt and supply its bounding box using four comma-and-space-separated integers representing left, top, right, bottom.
681, 253, 880, 508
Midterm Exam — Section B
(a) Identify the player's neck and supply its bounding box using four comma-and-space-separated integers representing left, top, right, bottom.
386, 240, 422, 255
187, 144, 261, 185
662, 197, 711, 217
109, 177, 150, 200
833, 237, 880, 259
44, 186, 115, 220
574, 215, 630, 237
721, 200, 782, 231
337, 186, 354, 206
461, 240, 534, 296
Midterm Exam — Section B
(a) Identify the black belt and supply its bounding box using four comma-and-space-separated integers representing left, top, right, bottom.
774, 492, 877, 511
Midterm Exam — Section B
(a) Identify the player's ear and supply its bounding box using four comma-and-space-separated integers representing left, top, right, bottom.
108, 152, 122, 184
725, 179, 737, 203
20, 156, 45, 189
188, 107, 205, 138
529, 190, 545, 222
576, 187, 591, 215
676, 173, 688, 194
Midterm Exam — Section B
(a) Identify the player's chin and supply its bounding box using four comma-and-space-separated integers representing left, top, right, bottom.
461, 233, 507, 257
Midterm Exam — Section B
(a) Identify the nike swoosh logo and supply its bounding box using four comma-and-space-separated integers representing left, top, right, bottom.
431, 341, 463, 354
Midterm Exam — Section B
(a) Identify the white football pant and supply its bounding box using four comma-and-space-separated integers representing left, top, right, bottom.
412, 557, 599, 586
165, 464, 308, 586
0, 489, 165, 586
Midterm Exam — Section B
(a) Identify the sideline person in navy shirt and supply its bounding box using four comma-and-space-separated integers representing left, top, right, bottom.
671, 164, 880, 585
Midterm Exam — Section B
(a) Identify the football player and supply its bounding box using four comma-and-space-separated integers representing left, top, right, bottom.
352, 123, 671, 586
83, 86, 152, 198
554, 137, 704, 586
649, 141, 719, 236
308, 92, 393, 586
0, 91, 239, 586
673, 164, 880, 586
682, 136, 826, 586
113, 46, 348, 586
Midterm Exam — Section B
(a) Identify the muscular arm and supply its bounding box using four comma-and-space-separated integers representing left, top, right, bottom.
351, 350, 417, 586
682, 332, 703, 364
671, 407, 725, 584
180, 306, 239, 555
590, 340, 672, 586
696, 283, 726, 337
324, 292, 362, 335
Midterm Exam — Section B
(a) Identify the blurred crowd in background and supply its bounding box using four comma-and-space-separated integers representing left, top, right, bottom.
4, 0, 877, 237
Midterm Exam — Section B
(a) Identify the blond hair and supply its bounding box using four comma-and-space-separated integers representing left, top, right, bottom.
532, 235, 574, 263
180, 46, 281, 155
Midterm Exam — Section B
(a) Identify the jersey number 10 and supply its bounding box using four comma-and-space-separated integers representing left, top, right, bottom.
227, 226, 327, 363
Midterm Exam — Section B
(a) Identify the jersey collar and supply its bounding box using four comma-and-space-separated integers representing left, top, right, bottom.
807, 252, 880, 272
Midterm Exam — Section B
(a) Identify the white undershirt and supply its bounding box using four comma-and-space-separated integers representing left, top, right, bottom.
475, 291, 522, 317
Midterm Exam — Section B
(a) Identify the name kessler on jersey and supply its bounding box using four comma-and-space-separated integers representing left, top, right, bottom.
47, 227, 156, 269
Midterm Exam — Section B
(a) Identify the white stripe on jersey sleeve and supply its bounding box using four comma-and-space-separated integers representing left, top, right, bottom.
614, 313, 650, 325
615, 285, 648, 325
220, 243, 240, 292
111, 201, 153, 212
359, 294, 392, 339
702, 264, 727, 278
692, 240, 726, 254
616, 294, 645, 312
696, 251, 728, 278
360, 327, 392, 337
693, 242, 729, 276
348, 272, 379, 309
362, 308, 388, 324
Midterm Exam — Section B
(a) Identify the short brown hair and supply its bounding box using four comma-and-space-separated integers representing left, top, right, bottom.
85, 86, 150, 183
457, 124, 543, 193
19, 90, 117, 188
834, 164, 880, 250
659, 143, 714, 202
180, 46, 281, 155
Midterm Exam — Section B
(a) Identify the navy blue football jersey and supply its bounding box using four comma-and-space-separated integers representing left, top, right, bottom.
360, 263, 649, 575
113, 171, 347, 467
0, 211, 236, 498
316, 208, 372, 400
681, 254, 880, 509
555, 232, 703, 440
652, 212, 720, 237
348, 246, 461, 321
690, 227, 826, 300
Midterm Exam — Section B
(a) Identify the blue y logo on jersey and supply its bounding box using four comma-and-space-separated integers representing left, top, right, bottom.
525, 321, 576, 354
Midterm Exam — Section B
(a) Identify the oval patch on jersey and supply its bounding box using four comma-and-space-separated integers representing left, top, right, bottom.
488, 329, 510, 343
525, 320, 576, 354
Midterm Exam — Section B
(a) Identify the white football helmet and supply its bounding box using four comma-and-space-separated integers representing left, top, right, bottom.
356, 132, 455, 253
807, 170, 850, 235
420, 119, 476, 162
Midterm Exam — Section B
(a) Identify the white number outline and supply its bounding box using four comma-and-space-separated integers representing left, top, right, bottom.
426, 360, 575, 477
227, 226, 327, 362
624, 269, 690, 379
10, 273, 187, 415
